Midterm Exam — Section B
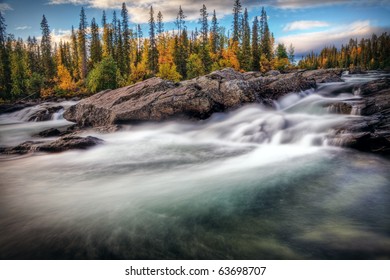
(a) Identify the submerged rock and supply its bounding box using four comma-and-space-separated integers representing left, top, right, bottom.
64, 68, 342, 127
27, 105, 64, 122
0, 136, 103, 155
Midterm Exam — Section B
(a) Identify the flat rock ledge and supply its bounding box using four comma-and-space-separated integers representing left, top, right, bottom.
64, 68, 343, 127
0, 136, 104, 155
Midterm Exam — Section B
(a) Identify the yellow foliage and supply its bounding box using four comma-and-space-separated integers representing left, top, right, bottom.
157, 63, 182, 82
219, 40, 240, 71
56, 64, 76, 91
260, 54, 272, 73
273, 57, 290, 71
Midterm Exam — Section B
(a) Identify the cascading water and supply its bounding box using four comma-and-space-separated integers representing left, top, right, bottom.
0, 73, 389, 260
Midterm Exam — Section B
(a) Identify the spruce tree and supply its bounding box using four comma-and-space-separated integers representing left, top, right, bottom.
232, 0, 242, 43
121, 3, 130, 75
102, 11, 113, 58
0, 11, 11, 97
175, 6, 186, 37
70, 25, 79, 79
199, 4, 211, 72
148, 6, 158, 73
157, 11, 164, 35
210, 10, 219, 55
90, 17, 102, 67
40, 14, 54, 80
240, 8, 251, 71
251, 16, 260, 71
78, 7, 88, 80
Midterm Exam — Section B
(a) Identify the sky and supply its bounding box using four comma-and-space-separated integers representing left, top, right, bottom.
1, 0, 390, 57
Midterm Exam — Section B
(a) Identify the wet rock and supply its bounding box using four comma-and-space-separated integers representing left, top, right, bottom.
0, 136, 103, 155
28, 106, 64, 122
0, 102, 38, 115
302, 68, 344, 83
38, 136, 104, 153
37, 128, 62, 138
64, 68, 342, 127
327, 78, 390, 155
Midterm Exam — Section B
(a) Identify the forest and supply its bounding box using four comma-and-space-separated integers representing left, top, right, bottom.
0, 0, 389, 101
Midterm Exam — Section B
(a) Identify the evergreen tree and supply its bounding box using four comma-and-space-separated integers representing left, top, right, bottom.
198, 4, 212, 72
40, 14, 54, 80
232, 0, 242, 43
0, 11, 11, 97
175, 6, 186, 37
288, 43, 295, 64
260, 7, 272, 62
148, 6, 158, 73
157, 11, 164, 35
121, 3, 130, 75
102, 11, 113, 58
112, 11, 118, 60
10, 38, 28, 96
240, 8, 251, 71
251, 16, 260, 71
78, 7, 88, 80
90, 17, 102, 67
210, 10, 219, 55
70, 26, 79, 79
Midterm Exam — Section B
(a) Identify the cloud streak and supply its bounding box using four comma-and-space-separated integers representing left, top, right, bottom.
47, 0, 390, 23
15, 26, 32, 30
278, 20, 384, 56
283, 20, 329, 32
0, 3, 13, 12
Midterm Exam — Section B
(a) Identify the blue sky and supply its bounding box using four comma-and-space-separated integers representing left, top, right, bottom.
1, 0, 390, 56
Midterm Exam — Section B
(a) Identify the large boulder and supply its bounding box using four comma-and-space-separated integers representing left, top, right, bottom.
327, 78, 390, 155
64, 68, 342, 127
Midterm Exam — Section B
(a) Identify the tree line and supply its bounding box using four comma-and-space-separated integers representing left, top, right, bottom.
299, 32, 390, 70
0, 1, 388, 101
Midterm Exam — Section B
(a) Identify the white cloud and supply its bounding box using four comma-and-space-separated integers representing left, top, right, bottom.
283, 20, 329, 32
15, 26, 32, 30
278, 20, 382, 56
0, 3, 13, 12
46, 0, 390, 24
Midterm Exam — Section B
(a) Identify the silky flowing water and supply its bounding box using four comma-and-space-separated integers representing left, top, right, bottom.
0, 73, 389, 259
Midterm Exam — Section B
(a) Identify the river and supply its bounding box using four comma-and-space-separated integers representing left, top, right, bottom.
0, 72, 389, 259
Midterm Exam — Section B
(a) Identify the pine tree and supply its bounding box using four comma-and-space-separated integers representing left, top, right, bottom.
232, 0, 242, 43
175, 6, 186, 37
70, 26, 79, 79
198, 4, 212, 72
90, 17, 102, 67
78, 7, 88, 80
121, 3, 130, 75
148, 6, 158, 73
40, 14, 54, 80
0, 11, 11, 97
288, 43, 295, 65
251, 16, 260, 71
102, 11, 113, 58
240, 8, 251, 71
157, 11, 164, 35
10, 39, 28, 96
210, 10, 219, 55
260, 7, 272, 62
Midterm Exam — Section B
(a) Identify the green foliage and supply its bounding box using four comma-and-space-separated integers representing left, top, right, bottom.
86, 56, 118, 93
187, 53, 205, 79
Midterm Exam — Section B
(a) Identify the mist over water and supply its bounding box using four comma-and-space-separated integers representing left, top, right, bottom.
0, 73, 389, 259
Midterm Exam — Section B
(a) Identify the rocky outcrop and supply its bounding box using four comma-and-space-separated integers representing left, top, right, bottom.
0, 136, 103, 155
327, 78, 390, 155
64, 68, 342, 127
27, 105, 64, 122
